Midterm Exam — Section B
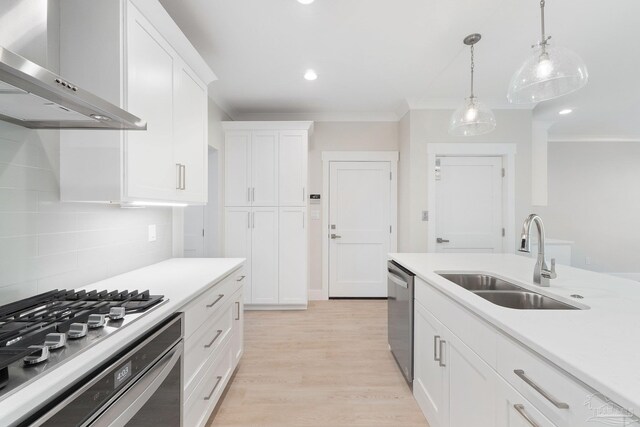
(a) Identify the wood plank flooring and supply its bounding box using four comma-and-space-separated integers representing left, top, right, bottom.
208, 300, 429, 427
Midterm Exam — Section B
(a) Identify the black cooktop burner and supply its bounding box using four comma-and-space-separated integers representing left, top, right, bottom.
0, 289, 163, 390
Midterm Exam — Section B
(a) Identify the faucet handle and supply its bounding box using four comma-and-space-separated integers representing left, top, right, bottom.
549, 258, 558, 279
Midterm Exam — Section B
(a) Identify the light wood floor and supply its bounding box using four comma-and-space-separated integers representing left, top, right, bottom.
208, 300, 429, 427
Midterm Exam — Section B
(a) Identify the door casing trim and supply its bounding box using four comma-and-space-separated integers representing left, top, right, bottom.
426, 143, 516, 253
320, 151, 399, 300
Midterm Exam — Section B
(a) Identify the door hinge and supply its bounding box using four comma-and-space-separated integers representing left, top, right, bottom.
501, 168, 505, 178
502, 228, 505, 237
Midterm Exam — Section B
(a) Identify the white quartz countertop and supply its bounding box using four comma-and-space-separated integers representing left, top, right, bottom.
0, 257, 244, 426
389, 253, 640, 414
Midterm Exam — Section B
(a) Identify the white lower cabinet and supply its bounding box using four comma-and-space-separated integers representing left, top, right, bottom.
414, 276, 638, 427
279, 208, 308, 305
182, 267, 245, 427
414, 300, 496, 427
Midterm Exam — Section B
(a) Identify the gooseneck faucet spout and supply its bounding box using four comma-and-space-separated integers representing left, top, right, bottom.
518, 214, 557, 287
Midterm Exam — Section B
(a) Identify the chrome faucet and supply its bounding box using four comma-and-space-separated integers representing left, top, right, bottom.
518, 214, 557, 287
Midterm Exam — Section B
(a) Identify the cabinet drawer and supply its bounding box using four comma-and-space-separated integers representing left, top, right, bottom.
184, 298, 235, 397
183, 268, 244, 339
185, 340, 234, 427
416, 277, 497, 366
496, 334, 634, 426
497, 376, 557, 427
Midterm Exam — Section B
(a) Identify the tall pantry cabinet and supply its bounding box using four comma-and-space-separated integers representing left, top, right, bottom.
223, 122, 312, 309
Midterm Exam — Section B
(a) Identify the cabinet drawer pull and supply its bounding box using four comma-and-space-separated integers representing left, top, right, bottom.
204, 376, 223, 401
235, 301, 240, 320
236, 275, 246, 282
514, 369, 569, 409
206, 294, 224, 308
204, 329, 223, 348
438, 340, 446, 367
433, 335, 441, 361
513, 404, 541, 427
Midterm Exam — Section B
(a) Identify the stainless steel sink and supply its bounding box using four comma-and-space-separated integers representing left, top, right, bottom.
472, 291, 579, 310
437, 272, 580, 310
438, 273, 525, 291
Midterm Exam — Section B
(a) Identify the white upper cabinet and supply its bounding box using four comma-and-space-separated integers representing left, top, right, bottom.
59, 0, 215, 205
279, 131, 308, 206
251, 131, 279, 206
224, 132, 252, 207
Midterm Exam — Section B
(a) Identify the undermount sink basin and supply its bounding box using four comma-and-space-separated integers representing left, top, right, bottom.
437, 272, 581, 310
438, 273, 524, 291
473, 290, 579, 310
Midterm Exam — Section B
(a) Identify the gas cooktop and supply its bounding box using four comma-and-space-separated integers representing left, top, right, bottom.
0, 289, 165, 400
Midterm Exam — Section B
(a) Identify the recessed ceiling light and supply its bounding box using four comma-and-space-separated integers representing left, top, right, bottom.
298, 0, 315, 4
304, 69, 318, 81
559, 109, 573, 115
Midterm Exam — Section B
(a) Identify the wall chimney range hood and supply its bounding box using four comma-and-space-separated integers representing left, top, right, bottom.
0, 46, 146, 130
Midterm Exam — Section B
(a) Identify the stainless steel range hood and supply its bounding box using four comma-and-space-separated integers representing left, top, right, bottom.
0, 46, 146, 130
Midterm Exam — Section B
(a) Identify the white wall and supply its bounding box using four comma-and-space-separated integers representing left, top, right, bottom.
399, 109, 533, 252
308, 121, 399, 293
0, 1, 172, 303
535, 141, 640, 276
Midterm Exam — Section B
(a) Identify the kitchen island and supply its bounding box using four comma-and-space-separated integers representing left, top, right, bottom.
0, 258, 245, 426
390, 253, 640, 427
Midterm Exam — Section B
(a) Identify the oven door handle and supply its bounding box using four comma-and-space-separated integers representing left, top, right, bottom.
90, 342, 183, 427
388, 271, 409, 289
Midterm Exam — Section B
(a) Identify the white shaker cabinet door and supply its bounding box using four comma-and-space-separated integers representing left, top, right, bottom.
278, 208, 307, 304
125, 6, 176, 201
446, 332, 497, 427
414, 301, 449, 427
225, 132, 251, 207
496, 378, 557, 427
279, 131, 308, 207
174, 62, 207, 203
251, 132, 279, 206
250, 208, 279, 304
224, 208, 252, 304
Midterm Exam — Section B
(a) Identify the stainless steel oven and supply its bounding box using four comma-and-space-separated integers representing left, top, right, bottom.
24, 313, 183, 427
387, 260, 415, 387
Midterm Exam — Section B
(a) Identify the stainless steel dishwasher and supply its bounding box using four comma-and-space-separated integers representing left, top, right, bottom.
387, 260, 415, 387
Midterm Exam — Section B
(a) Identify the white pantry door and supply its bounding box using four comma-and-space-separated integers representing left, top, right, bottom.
329, 161, 391, 297
435, 156, 503, 253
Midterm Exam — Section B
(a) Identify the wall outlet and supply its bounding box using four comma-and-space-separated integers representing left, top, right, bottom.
148, 224, 157, 242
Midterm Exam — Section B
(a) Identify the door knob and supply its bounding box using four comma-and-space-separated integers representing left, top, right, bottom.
436, 238, 450, 243
330, 234, 342, 239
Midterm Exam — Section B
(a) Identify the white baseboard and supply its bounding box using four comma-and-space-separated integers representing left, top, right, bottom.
308, 289, 326, 301
609, 273, 640, 282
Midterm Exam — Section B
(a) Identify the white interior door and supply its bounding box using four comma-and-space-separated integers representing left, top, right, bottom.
435, 156, 503, 253
329, 161, 391, 297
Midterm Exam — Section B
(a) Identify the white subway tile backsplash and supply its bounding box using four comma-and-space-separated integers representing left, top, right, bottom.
0, 123, 173, 304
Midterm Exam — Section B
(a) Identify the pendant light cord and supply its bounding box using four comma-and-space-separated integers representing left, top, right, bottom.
470, 44, 475, 99
539, 0, 551, 50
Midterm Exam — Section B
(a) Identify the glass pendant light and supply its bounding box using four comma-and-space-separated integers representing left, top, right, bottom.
449, 34, 496, 137
508, 0, 588, 104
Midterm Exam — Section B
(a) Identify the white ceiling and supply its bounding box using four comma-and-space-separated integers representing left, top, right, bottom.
160, 0, 640, 138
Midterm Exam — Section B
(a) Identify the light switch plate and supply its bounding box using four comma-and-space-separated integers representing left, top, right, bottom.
148, 224, 157, 242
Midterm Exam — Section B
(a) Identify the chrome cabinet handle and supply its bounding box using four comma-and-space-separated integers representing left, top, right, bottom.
433, 335, 441, 361
235, 301, 240, 320
302, 187, 305, 202
513, 404, 541, 427
514, 369, 569, 409
438, 340, 446, 367
236, 275, 246, 282
206, 294, 224, 308
252, 187, 255, 202
204, 376, 223, 401
204, 329, 223, 348
330, 234, 341, 239
247, 188, 251, 202
181, 164, 186, 190
176, 164, 181, 190
252, 212, 255, 228
436, 238, 450, 243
